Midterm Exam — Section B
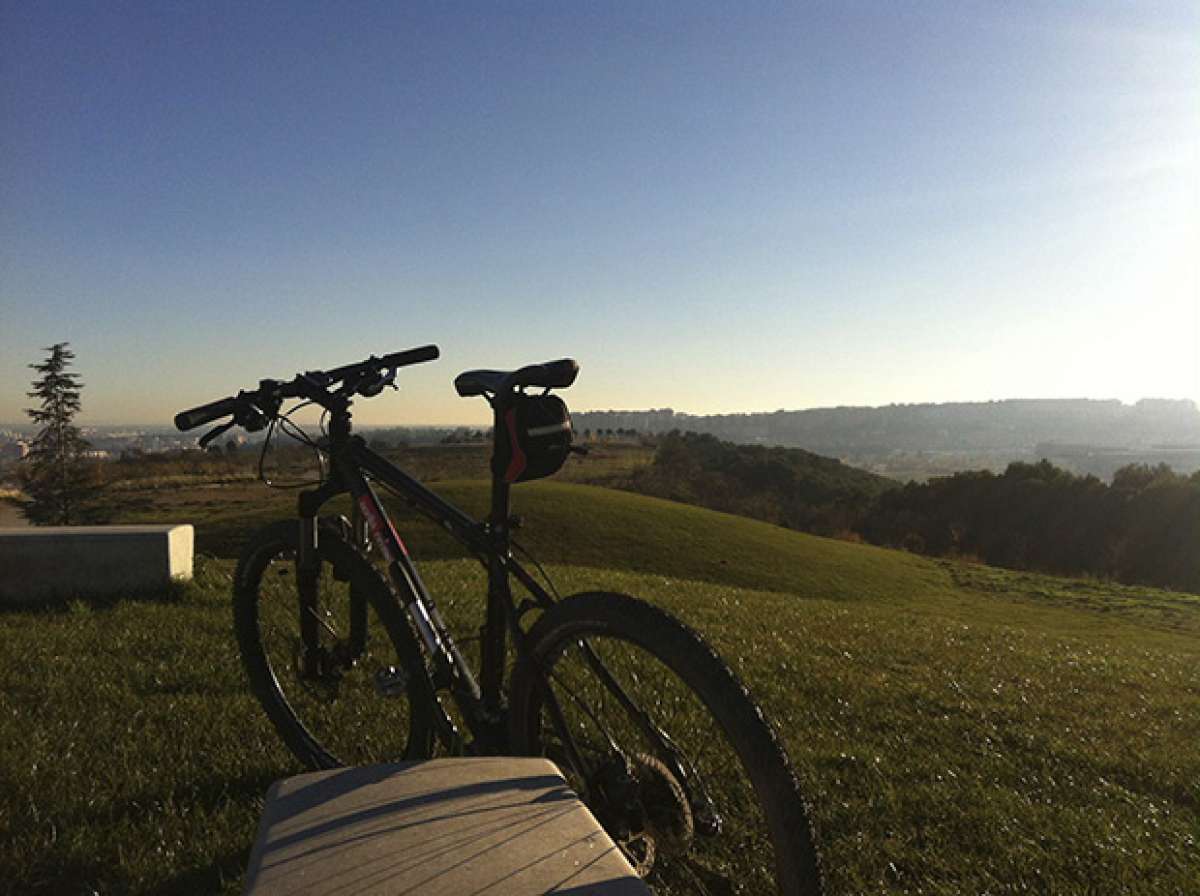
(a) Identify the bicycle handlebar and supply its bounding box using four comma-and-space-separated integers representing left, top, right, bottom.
174, 395, 244, 432
320, 344, 440, 387
173, 344, 440, 432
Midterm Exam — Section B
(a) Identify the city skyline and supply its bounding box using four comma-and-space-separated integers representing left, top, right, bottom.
3, 2, 1197, 426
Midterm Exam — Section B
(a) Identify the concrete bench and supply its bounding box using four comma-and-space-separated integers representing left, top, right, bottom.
0, 524, 193, 604
244, 757, 649, 895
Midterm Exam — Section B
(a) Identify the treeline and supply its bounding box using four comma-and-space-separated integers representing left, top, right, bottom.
862, 461, 1200, 592
633, 432, 1200, 594
627, 432, 894, 536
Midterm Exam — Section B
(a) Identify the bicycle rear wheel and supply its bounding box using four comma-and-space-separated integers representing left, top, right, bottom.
234, 518, 435, 769
508, 592, 823, 896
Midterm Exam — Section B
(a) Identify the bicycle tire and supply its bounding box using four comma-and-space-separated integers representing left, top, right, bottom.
508, 591, 823, 896
233, 518, 436, 769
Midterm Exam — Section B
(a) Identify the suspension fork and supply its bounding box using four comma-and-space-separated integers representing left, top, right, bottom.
347, 501, 370, 658
296, 515, 321, 677
295, 465, 471, 751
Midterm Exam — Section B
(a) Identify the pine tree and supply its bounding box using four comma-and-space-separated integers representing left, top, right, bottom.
20, 343, 101, 525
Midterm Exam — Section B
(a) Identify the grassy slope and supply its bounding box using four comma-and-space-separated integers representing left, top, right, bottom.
110, 479, 945, 603
2, 480, 1197, 894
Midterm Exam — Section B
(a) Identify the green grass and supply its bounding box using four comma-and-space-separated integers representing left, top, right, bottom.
2, 480, 1198, 894
107, 478, 944, 601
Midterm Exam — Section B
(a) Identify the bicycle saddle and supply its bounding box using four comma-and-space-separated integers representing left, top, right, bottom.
454, 359, 579, 397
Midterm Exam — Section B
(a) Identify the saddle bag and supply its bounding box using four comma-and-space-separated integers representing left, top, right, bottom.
493, 394, 574, 483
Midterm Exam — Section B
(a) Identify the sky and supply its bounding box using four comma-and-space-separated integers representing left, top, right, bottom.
2, 1, 1197, 426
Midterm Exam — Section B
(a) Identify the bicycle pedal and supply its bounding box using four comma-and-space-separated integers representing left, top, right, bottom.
374, 665, 409, 697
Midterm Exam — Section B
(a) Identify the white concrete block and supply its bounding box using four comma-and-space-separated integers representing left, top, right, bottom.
0, 524, 193, 603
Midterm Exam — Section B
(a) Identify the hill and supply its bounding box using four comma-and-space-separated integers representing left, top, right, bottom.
3, 479, 1197, 893
104, 476, 934, 602
625, 430, 894, 536
576, 398, 1200, 451
575, 398, 1200, 479
105, 473, 1200, 630
593, 433, 1200, 596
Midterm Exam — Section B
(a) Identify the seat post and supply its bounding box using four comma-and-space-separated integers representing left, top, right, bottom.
488, 397, 513, 537
481, 398, 513, 719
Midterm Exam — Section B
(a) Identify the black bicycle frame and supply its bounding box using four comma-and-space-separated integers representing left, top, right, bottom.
291, 398, 671, 803
294, 407, 560, 755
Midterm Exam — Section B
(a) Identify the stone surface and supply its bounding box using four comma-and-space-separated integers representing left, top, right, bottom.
244, 757, 649, 895
0, 524, 193, 603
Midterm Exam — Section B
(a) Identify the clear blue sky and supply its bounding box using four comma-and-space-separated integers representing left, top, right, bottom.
2, 1, 1196, 425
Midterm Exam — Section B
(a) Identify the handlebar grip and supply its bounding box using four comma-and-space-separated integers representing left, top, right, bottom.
381, 344, 439, 369
174, 396, 240, 431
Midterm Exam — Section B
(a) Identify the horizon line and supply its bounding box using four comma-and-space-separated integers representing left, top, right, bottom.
3, 394, 1198, 430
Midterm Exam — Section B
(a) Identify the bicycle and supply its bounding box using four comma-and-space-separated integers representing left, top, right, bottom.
175, 345, 823, 895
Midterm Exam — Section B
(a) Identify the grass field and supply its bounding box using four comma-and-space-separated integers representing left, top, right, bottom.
1, 478, 1197, 894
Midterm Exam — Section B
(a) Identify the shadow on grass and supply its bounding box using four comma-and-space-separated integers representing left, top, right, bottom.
144, 850, 249, 896
0, 578, 194, 615
57, 768, 286, 894
9, 847, 251, 896
7, 857, 114, 896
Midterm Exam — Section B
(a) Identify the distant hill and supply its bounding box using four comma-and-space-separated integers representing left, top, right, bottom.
574, 398, 1200, 479
575, 398, 1200, 450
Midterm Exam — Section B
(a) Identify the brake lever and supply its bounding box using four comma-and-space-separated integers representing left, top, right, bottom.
357, 368, 398, 398
198, 420, 235, 449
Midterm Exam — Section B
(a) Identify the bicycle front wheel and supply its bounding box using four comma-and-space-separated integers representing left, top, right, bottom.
508, 592, 823, 896
234, 518, 435, 769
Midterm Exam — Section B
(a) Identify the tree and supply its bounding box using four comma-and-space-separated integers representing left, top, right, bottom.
19, 343, 102, 525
